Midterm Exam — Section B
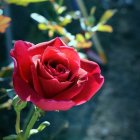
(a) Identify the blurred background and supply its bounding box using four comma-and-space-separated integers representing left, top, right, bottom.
0, 0, 140, 140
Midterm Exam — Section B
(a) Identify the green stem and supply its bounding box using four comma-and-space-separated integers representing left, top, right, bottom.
15, 111, 24, 140
76, 0, 107, 64
15, 111, 21, 134
23, 105, 34, 130
23, 107, 40, 140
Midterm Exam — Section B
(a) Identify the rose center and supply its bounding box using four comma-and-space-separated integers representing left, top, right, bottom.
56, 64, 66, 73
49, 61, 57, 68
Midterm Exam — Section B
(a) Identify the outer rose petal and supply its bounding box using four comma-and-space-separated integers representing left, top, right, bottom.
13, 59, 75, 111
80, 59, 101, 75
31, 63, 44, 97
10, 40, 34, 83
72, 73, 104, 105
28, 37, 66, 56
72, 59, 104, 105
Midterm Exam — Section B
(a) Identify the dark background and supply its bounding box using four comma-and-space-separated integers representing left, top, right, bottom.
0, 0, 140, 140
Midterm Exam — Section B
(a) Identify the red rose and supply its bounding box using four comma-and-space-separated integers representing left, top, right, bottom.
10, 37, 104, 111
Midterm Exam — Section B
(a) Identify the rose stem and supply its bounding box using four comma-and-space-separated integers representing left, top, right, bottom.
15, 111, 21, 134
23, 105, 34, 130
15, 110, 24, 140
23, 106, 40, 139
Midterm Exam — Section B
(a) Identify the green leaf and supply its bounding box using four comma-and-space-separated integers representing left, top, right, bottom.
76, 34, 85, 42
57, 6, 66, 14
37, 121, 50, 132
85, 32, 91, 40
86, 16, 95, 26
38, 23, 48, 30
31, 13, 48, 24
98, 24, 113, 33
30, 129, 39, 135
90, 6, 96, 16
59, 15, 72, 26
68, 11, 81, 19
5, 0, 49, 6
6, 89, 15, 99
58, 0, 64, 6
48, 30, 54, 37
99, 9, 117, 24
3, 134, 17, 140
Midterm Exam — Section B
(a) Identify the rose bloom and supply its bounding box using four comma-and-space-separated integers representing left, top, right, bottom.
10, 37, 104, 111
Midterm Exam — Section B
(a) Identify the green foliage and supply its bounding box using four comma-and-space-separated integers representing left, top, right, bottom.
13, 95, 27, 112
99, 9, 117, 24
4, 0, 49, 6
3, 134, 17, 140
0, 65, 13, 78
37, 121, 50, 132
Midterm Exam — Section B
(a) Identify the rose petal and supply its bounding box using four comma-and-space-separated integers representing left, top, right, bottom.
53, 68, 88, 100
59, 46, 80, 79
53, 82, 84, 100
13, 71, 75, 111
41, 47, 68, 67
10, 40, 33, 83
12, 58, 34, 101
34, 98, 75, 111
56, 70, 70, 82
80, 59, 101, 75
39, 76, 72, 98
72, 73, 104, 105
38, 62, 53, 79
28, 37, 66, 56
32, 55, 41, 66
31, 63, 44, 97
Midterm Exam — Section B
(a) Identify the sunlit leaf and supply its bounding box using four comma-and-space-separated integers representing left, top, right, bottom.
85, 32, 92, 40
30, 129, 39, 136
38, 23, 48, 30
31, 13, 48, 24
4, 0, 49, 6
48, 30, 54, 37
54, 25, 65, 34
99, 9, 117, 24
77, 41, 92, 49
98, 24, 113, 33
86, 16, 95, 26
76, 34, 85, 42
0, 15, 11, 33
68, 11, 81, 19
37, 121, 50, 132
57, 6, 66, 14
90, 6, 96, 16
59, 15, 72, 26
